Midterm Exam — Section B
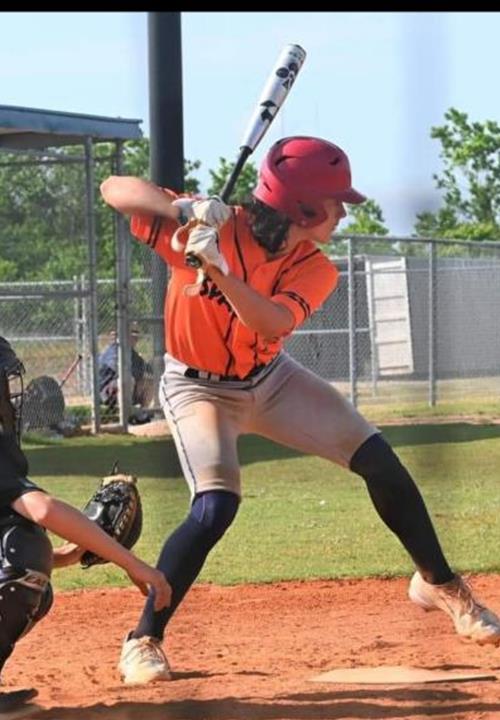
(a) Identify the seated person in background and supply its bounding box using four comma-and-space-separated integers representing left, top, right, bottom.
98, 323, 154, 423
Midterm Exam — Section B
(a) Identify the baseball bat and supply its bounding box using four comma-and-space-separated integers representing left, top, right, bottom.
59, 353, 83, 389
185, 43, 307, 269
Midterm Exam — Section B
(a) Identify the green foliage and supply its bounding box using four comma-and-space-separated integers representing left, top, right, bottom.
207, 157, 258, 204
343, 198, 389, 237
0, 147, 86, 281
183, 159, 202, 194
332, 198, 397, 257
414, 108, 500, 241
0, 138, 202, 283
96, 138, 201, 193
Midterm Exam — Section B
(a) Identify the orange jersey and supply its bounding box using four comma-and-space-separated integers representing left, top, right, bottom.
130, 197, 339, 378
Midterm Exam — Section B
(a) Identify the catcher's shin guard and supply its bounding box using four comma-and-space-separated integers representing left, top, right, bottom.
0, 514, 53, 671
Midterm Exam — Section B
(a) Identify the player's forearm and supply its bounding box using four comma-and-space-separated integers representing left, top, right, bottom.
100, 176, 180, 220
209, 267, 294, 340
12, 492, 138, 573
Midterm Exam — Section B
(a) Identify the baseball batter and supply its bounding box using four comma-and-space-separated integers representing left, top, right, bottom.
101, 136, 500, 685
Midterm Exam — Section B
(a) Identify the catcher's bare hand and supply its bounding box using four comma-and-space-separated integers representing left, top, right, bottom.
126, 558, 172, 611
52, 542, 86, 569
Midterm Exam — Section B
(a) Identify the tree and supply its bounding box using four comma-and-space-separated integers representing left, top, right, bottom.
331, 199, 395, 258
93, 140, 201, 278
0, 139, 202, 282
207, 157, 258, 203
343, 199, 389, 237
115, 138, 201, 193
414, 108, 500, 241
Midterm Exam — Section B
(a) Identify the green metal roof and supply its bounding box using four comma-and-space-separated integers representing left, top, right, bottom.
0, 104, 143, 150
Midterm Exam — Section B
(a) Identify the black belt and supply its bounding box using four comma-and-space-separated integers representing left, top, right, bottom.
184, 364, 266, 383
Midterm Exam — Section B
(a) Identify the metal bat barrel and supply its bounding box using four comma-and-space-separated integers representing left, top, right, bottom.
184, 43, 306, 272
239, 44, 306, 152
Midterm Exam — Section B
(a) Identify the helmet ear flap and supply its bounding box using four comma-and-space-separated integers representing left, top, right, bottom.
296, 201, 327, 227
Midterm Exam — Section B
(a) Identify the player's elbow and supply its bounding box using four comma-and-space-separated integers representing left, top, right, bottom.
100, 176, 132, 213
100, 176, 120, 205
260, 305, 294, 342
12, 491, 55, 527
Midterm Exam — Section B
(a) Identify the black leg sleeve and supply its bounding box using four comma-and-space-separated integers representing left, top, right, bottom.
133, 490, 239, 641
349, 433, 454, 585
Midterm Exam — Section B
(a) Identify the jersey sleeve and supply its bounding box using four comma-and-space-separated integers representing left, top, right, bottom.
271, 250, 339, 335
129, 189, 191, 269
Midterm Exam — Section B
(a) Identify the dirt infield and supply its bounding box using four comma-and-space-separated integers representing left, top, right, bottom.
4, 575, 500, 720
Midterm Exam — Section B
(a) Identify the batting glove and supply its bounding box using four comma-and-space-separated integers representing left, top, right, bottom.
185, 225, 229, 276
172, 196, 231, 229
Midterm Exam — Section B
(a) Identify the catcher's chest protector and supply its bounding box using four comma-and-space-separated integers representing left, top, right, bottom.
0, 514, 53, 667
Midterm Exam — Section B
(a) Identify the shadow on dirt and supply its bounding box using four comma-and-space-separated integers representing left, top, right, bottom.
32, 685, 500, 720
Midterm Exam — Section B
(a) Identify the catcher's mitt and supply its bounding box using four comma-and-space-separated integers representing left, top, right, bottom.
80, 462, 143, 569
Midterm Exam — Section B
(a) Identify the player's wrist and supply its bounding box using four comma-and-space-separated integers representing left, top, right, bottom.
172, 198, 195, 226
208, 263, 230, 280
177, 210, 191, 226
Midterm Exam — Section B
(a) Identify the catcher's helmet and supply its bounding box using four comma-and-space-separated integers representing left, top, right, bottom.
253, 136, 366, 228
0, 336, 25, 442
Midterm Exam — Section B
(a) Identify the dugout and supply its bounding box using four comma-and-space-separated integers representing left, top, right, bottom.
0, 104, 143, 433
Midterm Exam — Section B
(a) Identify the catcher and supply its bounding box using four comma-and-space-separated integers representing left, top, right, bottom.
0, 335, 171, 684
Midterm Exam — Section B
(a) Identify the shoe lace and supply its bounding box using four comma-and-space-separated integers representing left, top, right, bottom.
442, 575, 485, 615
137, 637, 167, 665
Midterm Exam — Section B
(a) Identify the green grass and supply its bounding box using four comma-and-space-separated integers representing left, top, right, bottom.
360, 398, 500, 424
23, 423, 500, 592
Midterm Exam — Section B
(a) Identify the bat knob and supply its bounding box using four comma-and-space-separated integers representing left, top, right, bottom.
185, 253, 202, 269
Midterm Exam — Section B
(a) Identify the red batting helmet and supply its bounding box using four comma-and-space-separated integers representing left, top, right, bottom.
253, 136, 366, 228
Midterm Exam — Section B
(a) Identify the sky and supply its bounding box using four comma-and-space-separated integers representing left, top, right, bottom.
1, 11, 499, 235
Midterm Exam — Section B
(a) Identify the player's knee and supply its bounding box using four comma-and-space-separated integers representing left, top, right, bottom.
32, 583, 54, 623
349, 432, 405, 486
2, 518, 54, 578
190, 490, 240, 544
0, 518, 53, 668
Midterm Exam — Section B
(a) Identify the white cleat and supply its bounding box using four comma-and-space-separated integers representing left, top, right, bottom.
409, 571, 500, 646
119, 632, 172, 685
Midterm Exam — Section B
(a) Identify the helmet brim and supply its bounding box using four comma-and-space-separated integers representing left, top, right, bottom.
338, 188, 366, 204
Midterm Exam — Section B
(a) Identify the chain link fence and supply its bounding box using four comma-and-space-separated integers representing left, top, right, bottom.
3, 233, 500, 433
309, 235, 500, 410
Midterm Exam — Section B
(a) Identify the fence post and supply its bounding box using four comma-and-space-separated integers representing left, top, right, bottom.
365, 259, 379, 397
80, 274, 90, 397
428, 240, 437, 407
115, 140, 131, 431
84, 136, 101, 433
348, 237, 358, 407
73, 275, 83, 395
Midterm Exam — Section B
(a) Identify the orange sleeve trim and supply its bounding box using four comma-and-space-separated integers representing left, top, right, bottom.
273, 290, 311, 323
